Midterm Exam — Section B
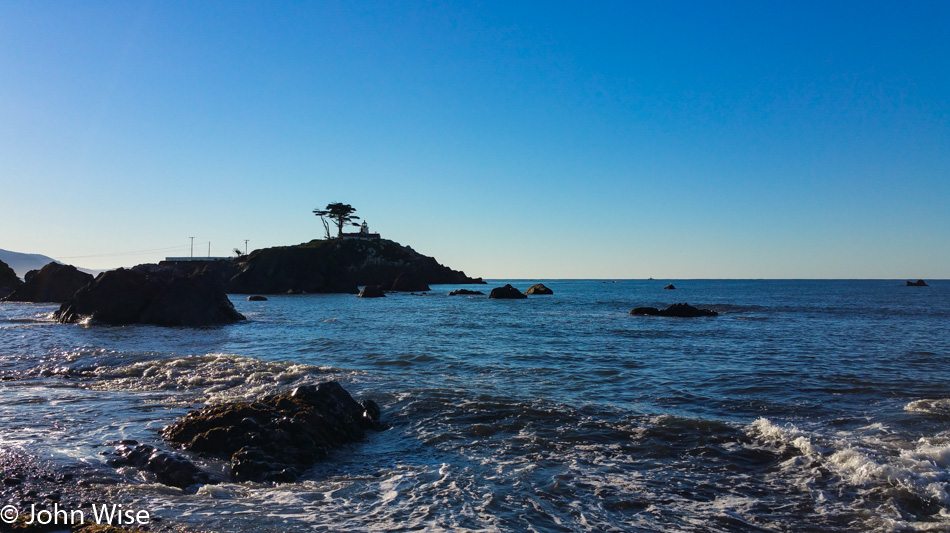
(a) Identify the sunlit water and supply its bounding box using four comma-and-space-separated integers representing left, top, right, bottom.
1, 280, 949, 531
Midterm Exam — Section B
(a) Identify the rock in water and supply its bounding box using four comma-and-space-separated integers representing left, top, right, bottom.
247, 295, 268, 301
163, 381, 385, 483
358, 285, 386, 298
2, 262, 93, 303
386, 271, 431, 292
525, 283, 553, 295
630, 303, 717, 317
0, 259, 21, 299
55, 265, 245, 326
488, 284, 528, 299
105, 441, 213, 489
906, 280, 928, 287
663, 284, 676, 290
448, 289, 484, 296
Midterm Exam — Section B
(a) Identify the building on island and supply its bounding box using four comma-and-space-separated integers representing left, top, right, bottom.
341, 221, 381, 241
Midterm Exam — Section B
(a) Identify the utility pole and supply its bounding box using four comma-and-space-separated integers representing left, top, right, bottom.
244, 239, 249, 255
208, 242, 211, 258
190, 237, 195, 258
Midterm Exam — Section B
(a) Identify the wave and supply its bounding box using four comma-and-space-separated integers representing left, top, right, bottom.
745, 418, 950, 531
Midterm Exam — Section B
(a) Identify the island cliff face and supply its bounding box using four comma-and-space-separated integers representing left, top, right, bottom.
224, 238, 483, 294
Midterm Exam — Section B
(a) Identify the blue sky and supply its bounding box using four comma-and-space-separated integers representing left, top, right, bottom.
1, 1, 947, 278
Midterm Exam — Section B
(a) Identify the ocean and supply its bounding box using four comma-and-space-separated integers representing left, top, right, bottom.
1, 280, 948, 532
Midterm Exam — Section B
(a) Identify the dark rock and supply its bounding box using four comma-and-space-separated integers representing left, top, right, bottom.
247, 295, 268, 301
2, 262, 93, 303
907, 280, 928, 287
631, 303, 717, 317
106, 442, 212, 489
0, 259, 22, 299
55, 265, 245, 326
163, 381, 385, 483
663, 284, 676, 290
448, 289, 485, 296
386, 271, 430, 292
525, 283, 553, 295
358, 285, 386, 298
226, 238, 481, 295
488, 284, 528, 299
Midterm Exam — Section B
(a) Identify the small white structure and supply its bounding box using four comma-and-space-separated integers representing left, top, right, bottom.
342, 221, 381, 241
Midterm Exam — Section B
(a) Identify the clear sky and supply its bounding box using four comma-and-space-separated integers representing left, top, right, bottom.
1, 1, 948, 278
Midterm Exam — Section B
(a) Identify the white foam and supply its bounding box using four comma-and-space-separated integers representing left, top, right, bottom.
88, 353, 344, 402
905, 399, 950, 416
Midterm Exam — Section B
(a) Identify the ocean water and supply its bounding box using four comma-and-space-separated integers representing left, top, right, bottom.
1, 279, 949, 532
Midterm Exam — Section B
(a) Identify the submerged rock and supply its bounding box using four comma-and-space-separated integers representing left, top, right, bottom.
631, 303, 718, 318
906, 280, 928, 287
2, 262, 93, 303
55, 265, 245, 326
358, 285, 386, 298
524, 283, 553, 295
105, 441, 213, 490
163, 381, 385, 483
448, 289, 485, 296
488, 284, 527, 299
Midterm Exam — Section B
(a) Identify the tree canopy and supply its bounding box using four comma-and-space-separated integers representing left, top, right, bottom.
313, 203, 360, 239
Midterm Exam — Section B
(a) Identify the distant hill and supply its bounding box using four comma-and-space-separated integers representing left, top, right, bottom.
0, 249, 102, 279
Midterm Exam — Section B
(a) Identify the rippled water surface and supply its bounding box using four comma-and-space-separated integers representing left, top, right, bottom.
1, 280, 949, 531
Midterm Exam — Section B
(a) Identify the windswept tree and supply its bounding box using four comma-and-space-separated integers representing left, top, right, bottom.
313, 203, 360, 239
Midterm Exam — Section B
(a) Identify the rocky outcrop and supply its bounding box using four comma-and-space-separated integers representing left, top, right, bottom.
907, 280, 928, 287
105, 441, 213, 489
631, 303, 717, 317
55, 265, 245, 326
448, 289, 485, 296
386, 271, 431, 292
663, 284, 676, 290
247, 295, 268, 301
2, 262, 93, 303
489, 284, 528, 299
163, 381, 384, 483
525, 283, 553, 295
0, 259, 21, 299
358, 285, 386, 298
226, 238, 482, 295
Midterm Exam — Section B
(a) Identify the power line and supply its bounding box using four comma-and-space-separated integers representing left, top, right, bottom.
58, 242, 210, 260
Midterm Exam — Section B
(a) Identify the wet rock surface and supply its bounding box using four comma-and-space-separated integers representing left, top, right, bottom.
0, 447, 195, 532
104, 442, 213, 490
631, 303, 718, 317
2, 263, 93, 303
488, 284, 527, 299
163, 381, 385, 483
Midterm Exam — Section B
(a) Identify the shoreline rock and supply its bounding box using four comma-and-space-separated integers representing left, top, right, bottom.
2, 262, 93, 303
55, 265, 245, 326
163, 381, 385, 483
0, 259, 21, 299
